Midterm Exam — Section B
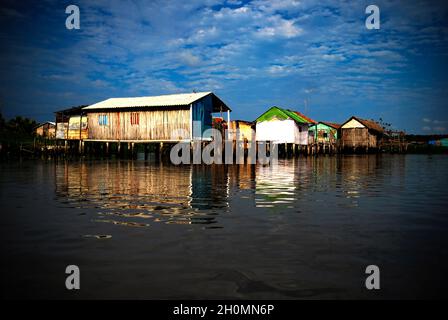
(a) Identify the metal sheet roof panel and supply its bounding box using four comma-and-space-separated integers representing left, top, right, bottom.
83, 92, 213, 110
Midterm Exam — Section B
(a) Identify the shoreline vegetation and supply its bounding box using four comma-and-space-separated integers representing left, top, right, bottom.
1, 112, 447, 160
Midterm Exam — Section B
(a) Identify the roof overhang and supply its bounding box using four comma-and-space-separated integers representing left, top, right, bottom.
82, 92, 231, 112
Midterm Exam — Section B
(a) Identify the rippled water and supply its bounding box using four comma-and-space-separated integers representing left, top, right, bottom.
1, 155, 448, 299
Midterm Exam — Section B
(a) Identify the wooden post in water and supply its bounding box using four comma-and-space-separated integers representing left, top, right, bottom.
159, 142, 163, 162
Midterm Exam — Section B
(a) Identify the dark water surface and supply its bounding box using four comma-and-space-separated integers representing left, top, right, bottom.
1, 155, 448, 299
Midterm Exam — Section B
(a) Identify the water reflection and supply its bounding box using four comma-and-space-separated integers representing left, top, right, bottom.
255, 160, 299, 208
54, 155, 394, 230
4, 155, 448, 299
55, 161, 232, 227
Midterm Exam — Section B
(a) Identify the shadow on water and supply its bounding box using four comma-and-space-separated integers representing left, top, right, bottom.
212, 270, 344, 299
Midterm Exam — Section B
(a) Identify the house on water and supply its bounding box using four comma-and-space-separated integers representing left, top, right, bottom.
35, 121, 56, 139
228, 120, 255, 143
54, 106, 88, 140
340, 116, 384, 152
255, 107, 315, 154
308, 121, 340, 153
82, 92, 231, 142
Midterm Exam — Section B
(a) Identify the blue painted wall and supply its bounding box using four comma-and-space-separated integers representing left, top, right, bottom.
192, 94, 213, 139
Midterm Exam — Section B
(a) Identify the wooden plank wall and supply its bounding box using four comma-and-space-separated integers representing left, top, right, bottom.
87, 109, 191, 141
341, 128, 378, 148
67, 116, 88, 140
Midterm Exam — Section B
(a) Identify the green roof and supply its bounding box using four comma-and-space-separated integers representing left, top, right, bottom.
255, 106, 310, 124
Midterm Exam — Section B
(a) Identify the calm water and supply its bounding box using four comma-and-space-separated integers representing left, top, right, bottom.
1, 155, 448, 299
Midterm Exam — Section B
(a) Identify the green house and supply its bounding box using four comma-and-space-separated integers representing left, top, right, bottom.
255, 106, 316, 145
308, 121, 340, 144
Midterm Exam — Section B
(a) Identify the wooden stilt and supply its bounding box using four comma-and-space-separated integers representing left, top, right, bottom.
159, 142, 163, 162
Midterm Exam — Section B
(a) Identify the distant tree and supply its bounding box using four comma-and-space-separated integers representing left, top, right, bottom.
7, 116, 37, 136
375, 117, 397, 136
0, 112, 5, 131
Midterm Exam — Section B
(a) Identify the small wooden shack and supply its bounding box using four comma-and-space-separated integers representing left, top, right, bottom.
308, 122, 340, 144
255, 107, 314, 145
83, 92, 231, 142
340, 116, 384, 151
35, 121, 56, 138
228, 120, 255, 142
54, 106, 88, 140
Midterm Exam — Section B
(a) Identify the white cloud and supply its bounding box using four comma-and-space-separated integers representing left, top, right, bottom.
179, 51, 202, 67
252, 0, 301, 13
257, 18, 302, 38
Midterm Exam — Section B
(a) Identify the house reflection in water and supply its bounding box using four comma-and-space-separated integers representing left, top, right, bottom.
255, 160, 301, 208
253, 156, 389, 210
335, 155, 392, 208
54, 161, 231, 227
190, 166, 230, 211
54, 156, 388, 228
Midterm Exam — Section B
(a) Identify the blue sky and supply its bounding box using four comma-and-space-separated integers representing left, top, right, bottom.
0, 0, 447, 134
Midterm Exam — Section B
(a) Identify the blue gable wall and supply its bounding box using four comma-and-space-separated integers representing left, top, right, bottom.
192, 94, 213, 139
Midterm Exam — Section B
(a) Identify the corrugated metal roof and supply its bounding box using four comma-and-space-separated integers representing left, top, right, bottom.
256, 106, 311, 124
83, 92, 213, 110
34, 121, 55, 129
320, 121, 341, 129
54, 106, 87, 114
293, 111, 317, 124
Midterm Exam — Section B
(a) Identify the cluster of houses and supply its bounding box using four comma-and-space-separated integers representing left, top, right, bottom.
35, 91, 385, 155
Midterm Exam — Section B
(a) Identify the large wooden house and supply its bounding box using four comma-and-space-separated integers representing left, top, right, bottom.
340, 116, 384, 151
82, 92, 231, 142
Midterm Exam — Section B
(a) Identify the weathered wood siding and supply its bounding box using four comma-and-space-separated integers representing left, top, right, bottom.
36, 126, 44, 136
68, 116, 88, 140
309, 123, 338, 144
87, 109, 191, 141
56, 122, 68, 139
36, 123, 56, 138
228, 121, 254, 141
341, 128, 378, 148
